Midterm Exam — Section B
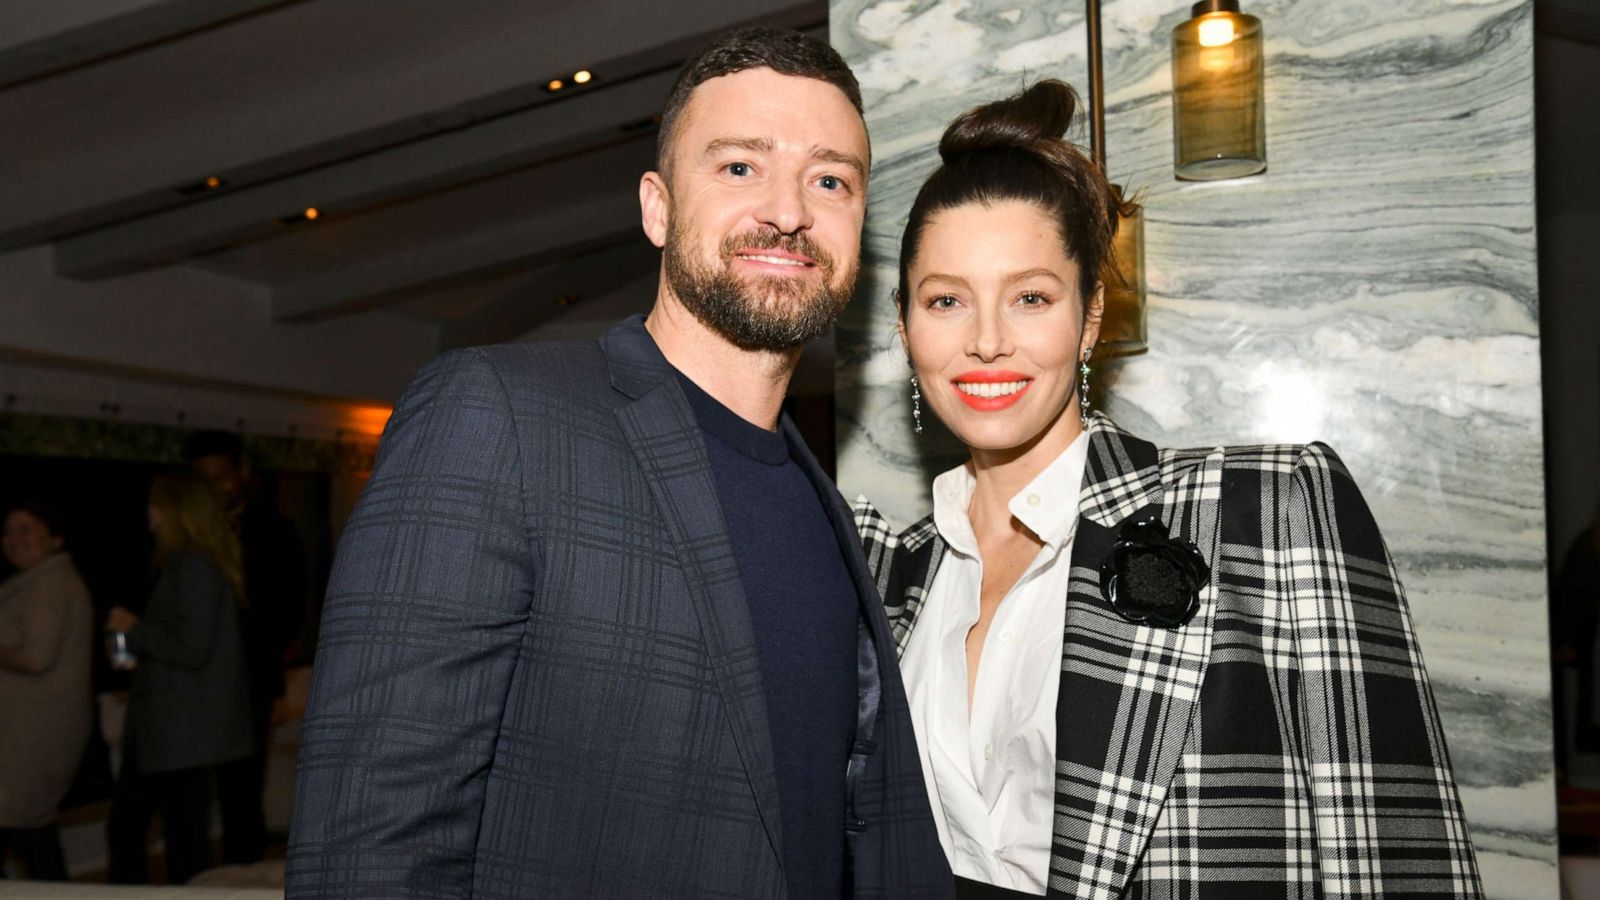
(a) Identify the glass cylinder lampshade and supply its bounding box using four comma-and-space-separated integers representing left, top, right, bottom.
1171, 0, 1265, 180
1097, 185, 1147, 355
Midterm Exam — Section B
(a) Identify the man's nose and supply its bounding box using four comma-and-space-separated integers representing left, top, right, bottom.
753, 174, 813, 235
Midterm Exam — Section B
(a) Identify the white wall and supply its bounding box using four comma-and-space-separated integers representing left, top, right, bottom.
0, 246, 438, 434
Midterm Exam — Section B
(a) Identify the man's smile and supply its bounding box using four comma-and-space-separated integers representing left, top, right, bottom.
734, 248, 818, 271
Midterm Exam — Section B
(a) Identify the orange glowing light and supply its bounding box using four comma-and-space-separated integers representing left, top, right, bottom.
204, 176, 223, 189
303, 207, 320, 221
342, 405, 393, 437
1198, 16, 1236, 47
546, 78, 564, 91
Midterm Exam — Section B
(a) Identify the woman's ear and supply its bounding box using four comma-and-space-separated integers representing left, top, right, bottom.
895, 298, 913, 367
639, 171, 670, 249
1081, 281, 1105, 356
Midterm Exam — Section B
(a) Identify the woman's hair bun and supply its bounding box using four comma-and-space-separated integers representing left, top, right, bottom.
938, 79, 1080, 163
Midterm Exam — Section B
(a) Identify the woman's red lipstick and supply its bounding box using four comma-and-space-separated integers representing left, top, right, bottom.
952, 370, 1032, 411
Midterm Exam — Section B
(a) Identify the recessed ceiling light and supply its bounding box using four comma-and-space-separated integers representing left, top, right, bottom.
303, 207, 320, 221
573, 70, 592, 84
204, 176, 223, 189
546, 78, 564, 91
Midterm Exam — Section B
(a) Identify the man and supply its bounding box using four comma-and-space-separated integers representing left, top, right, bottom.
287, 27, 950, 899
184, 430, 307, 865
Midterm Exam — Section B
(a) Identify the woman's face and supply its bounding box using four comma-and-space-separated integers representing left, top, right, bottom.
902, 200, 1102, 457
2, 510, 63, 572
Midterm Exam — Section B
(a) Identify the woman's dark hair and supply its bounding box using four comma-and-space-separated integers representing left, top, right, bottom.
896, 80, 1137, 317
4, 500, 65, 546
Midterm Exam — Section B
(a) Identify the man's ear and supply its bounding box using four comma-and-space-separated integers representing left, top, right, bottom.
640, 171, 670, 249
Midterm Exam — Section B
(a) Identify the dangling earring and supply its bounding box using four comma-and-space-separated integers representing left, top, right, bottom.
910, 373, 924, 435
1078, 349, 1093, 428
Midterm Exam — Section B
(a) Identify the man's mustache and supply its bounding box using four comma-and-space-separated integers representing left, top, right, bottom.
720, 230, 833, 271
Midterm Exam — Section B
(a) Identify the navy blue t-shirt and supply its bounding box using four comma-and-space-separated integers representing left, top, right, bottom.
676, 372, 859, 899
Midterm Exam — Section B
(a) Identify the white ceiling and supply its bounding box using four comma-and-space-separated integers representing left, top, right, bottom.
0, 0, 827, 351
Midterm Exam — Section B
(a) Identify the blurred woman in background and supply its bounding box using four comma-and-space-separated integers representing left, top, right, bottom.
0, 502, 93, 881
105, 473, 253, 885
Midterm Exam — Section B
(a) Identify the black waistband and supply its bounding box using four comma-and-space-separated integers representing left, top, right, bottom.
953, 875, 1041, 900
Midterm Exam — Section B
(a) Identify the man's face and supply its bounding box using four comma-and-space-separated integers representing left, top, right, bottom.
191, 453, 244, 506
651, 67, 869, 351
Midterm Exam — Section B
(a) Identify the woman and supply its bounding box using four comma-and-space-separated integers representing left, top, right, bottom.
857, 81, 1482, 898
0, 502, 93, 880
105, 473, 253, 885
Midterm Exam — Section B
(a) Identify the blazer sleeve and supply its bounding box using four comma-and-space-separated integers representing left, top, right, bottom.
286, 348, 535, 898
126, 554, 229, 670
1286, 442, 1483, 898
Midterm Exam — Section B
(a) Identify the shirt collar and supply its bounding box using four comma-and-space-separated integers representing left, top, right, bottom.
930, 431, 1091, 557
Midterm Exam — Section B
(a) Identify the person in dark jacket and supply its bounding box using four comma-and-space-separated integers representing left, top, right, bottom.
104, 473, 254, 885
287, 26, 950, 900
184, 430, 306, 864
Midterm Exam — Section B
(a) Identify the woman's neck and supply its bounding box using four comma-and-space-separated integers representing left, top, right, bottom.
966, 408, 1084, 540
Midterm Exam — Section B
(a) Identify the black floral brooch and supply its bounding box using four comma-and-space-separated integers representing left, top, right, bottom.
1098, 514, 1210, 629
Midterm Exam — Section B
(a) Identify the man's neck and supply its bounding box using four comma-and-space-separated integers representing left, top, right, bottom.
644, 290, 801, 432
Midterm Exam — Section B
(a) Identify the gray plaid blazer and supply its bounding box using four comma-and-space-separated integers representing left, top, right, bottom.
855, 413, 1482, 899
287, 316, 950, 899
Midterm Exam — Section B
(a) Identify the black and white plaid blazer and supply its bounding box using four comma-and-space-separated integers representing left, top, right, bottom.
855, 413, 1482, 899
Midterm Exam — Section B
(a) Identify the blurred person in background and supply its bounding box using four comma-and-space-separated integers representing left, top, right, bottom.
105, 473, 254, 885
184, 430, 306, 864
0, 502, 93, 881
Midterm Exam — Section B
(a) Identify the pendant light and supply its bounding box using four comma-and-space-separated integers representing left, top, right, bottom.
1087, 0, 1148, 355
1171, 0, 1266, 180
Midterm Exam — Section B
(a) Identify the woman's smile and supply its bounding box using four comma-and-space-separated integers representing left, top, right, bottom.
953, 370, 1033, 410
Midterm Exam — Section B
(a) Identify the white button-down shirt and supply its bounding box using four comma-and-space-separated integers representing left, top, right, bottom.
900, 433, 1089, 894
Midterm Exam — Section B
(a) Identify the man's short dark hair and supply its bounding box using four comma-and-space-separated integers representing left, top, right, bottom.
656, 26, 864, 177
183, 429, 244, 464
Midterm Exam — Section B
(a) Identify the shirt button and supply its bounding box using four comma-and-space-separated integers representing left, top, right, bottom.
983, 743, 993, 760
1026, 493, 1041, 507
999, 630, 1013, 641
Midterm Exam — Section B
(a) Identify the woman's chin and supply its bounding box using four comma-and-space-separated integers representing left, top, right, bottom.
937, 403, 1082, 460
943, 421, 1040, 455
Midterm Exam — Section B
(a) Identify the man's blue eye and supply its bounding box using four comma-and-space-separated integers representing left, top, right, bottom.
727, 162, 751, 177
819, 175, 842, 190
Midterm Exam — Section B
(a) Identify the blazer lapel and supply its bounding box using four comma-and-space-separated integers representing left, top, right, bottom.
890, 525, 945, 658
1048, 414, 1222, 899
602, 317, 785, 869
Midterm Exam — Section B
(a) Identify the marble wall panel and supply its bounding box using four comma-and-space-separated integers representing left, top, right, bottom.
830, 0, 1552, 895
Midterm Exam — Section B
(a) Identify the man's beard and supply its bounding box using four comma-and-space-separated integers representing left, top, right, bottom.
662, 213, 859, 352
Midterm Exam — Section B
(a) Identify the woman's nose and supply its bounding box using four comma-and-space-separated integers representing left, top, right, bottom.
967, 305, 1010, 362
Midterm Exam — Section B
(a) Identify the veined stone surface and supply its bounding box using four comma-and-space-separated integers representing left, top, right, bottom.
830, 0, 1551, 896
